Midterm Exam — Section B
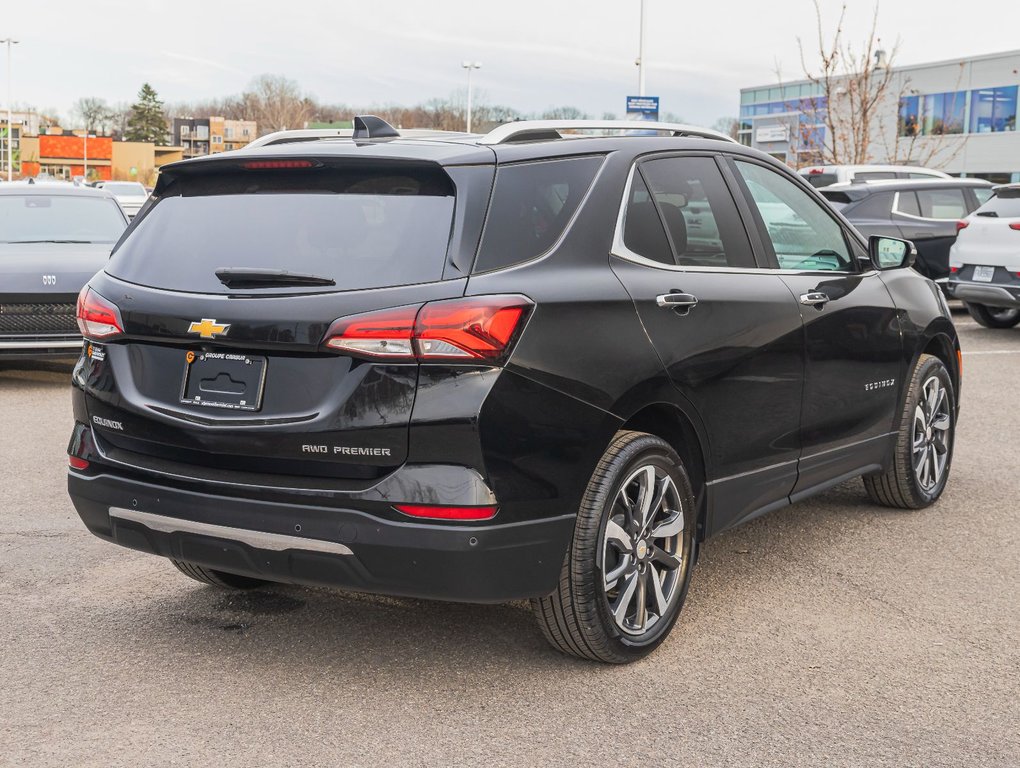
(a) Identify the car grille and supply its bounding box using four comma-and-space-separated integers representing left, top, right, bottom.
0, 302, 79, 336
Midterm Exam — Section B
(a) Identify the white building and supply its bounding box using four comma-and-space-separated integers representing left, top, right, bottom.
739, 49, 1020, 183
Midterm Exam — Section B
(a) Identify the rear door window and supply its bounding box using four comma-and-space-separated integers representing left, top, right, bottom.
846, 192, 894, 219
916, 188, 968, 219
107, 166, 456, 294
473, 156, 603, 272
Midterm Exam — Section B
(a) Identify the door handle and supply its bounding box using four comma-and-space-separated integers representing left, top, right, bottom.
656, 292, 699, 309
800, 291, 830, 308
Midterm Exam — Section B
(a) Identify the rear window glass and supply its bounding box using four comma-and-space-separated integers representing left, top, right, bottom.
473, 156, 603, 272
805, 173, 838, 188
102, 182, 147, 196
976, 195, 1020, 218
107, 167, 456, 293
0, 194, 126, 244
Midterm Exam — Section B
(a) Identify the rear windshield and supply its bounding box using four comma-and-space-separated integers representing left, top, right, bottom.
102, 182, 147, 196
805, 173, 838, 188
975, 195, 1020, 218
0, 194, 126, 244
107, 166, 456, 293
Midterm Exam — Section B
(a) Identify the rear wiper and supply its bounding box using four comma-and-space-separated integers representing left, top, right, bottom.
215, 268, 336, 288
976, 212, 999, 218
6, 239, 94, 244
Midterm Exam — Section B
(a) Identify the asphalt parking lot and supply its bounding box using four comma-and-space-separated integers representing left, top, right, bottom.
1, 308, 1017, 767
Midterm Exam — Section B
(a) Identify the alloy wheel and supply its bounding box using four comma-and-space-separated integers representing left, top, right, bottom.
601, 464, 687, 637
912, 375, 952, 492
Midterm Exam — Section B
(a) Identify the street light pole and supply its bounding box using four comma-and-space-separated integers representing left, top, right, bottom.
461, 60, 482, 133
637, 0, 646, 96
2, 38, 18, 182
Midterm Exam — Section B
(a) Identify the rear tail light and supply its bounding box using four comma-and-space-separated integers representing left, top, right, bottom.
950, 266, 959, 273
76, 287, 124, 339
323, 295, 532, 364
393, 504, 498, 521
1009, 222, 1020, 231
68, 456, 90, 470
242, 160, 317, 170
956, 220, 969, 232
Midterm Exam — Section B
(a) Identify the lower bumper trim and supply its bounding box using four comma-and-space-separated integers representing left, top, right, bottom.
109, 506, 354, 557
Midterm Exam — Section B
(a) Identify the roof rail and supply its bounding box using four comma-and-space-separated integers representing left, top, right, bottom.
245, 128, 354, 149
478, 119, 738, 145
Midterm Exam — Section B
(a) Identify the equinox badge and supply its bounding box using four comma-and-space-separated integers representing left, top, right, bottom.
187, 318, 231, 339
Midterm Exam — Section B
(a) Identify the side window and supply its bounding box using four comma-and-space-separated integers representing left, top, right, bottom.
474, 155, 603, 273
896, 191, 921, 216
853, 171, 897, 181
846, 191, 894, 219
972, 187, 994, 207
734, 160, 853, 271
916, 188, 968, 219
908, 172, 937, 179
623, 172, 673, 265
639, 156, 756, 268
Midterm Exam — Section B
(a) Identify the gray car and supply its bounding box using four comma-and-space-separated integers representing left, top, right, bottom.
0, 183, 128, 357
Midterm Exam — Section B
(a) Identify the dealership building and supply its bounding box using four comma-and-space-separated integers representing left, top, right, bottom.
738, 49, 1020, 182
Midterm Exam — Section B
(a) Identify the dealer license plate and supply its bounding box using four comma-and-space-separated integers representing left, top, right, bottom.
180, 351, 267, 411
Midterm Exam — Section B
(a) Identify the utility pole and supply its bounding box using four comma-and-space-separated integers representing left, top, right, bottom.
2, 38, 18, 182
461, 61, 482, 133
636, 0, 646, 96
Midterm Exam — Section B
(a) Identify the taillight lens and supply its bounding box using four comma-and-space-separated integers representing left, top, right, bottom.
68, 456, 90, 470
324, 305, 417, 358
950, 266, 959, 273
76, 287, 124, 339
956, 220, 969, 232
393, 504, 498, 521
323, 295, 532, 364
1009, 222, 1020, 231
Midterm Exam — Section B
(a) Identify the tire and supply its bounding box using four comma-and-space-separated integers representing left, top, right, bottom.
965, 302, 1020, 329
170, 559, 269, 590
531, 431, 697, 663
863, 354, 956, 509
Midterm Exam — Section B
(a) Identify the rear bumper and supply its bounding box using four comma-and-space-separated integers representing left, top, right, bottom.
947, 281, 1020, 308
68, 470, 574, 603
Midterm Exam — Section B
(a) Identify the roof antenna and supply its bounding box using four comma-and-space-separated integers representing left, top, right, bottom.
352, 115, 400, 140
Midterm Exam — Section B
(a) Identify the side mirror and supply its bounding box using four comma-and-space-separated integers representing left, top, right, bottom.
869, 235, 916, 270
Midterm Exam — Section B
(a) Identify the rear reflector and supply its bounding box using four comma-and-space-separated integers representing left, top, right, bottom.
76, 286, 124, 339
242, 160, 316, 170
393, 504, 498, 521
956, 220, 969, 232
68, 456, 90, 470
323, 295, 533, 364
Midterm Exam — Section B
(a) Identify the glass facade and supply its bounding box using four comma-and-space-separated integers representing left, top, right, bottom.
969, 86, 1017, 133
921, 91, 966, 135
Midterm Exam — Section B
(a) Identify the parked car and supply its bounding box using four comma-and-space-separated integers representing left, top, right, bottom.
94, 181, 149, 219
947, 183, 1020, 328
799, 164, 951, 189
819, 178, 994, 290
0, 183, 128, 357
67, 117, 960, 663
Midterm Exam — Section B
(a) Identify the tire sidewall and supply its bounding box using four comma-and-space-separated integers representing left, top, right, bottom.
904, 356, 956, 505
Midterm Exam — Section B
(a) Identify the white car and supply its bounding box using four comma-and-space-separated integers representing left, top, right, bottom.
799, 164, 950, 189
947, 183, 1020, 328
95, 181, 149, 219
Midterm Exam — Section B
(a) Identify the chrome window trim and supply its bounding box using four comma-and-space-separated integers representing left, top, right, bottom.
610, 160, 877, 278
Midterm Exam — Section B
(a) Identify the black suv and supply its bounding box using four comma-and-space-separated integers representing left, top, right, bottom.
819, 178, 993, 290
68, 117, 961, 663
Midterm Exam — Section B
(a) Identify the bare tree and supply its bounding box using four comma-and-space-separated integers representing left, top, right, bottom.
240, 75, 314, 134
73, 97, 114, 136
797, 1, 897, 165
711, 116, 739, 139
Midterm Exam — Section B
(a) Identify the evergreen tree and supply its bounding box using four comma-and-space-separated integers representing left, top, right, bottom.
125, 83, 168, 144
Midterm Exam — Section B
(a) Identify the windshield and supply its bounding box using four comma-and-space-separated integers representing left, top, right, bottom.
103, 182, 147, 196
107, 167, 456, 293
0, 195, 127, 243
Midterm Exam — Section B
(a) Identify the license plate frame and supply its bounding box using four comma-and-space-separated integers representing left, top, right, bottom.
180, 351, 267, 411
972, 265, 996, 282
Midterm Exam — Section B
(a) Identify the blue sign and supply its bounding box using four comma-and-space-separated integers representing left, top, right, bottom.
626, 96, 660, 122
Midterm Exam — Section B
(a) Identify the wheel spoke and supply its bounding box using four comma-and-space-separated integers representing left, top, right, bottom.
633, 466, 656, 533
929, 444, 941, 484
634, 570, 647, 630
612, 572, 639, 625
649, 567, 669, 615
603, 559, 630, 590
925, 380, 940, 418
605, 519, 633, 554
650, 544, 682, 571
931, 413, 950, 432
650, 509, 684, 539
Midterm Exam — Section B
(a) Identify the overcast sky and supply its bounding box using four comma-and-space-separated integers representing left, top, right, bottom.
4, 0, 1019, 127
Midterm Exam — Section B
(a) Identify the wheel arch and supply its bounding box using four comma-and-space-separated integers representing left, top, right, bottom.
914, 319, 961, 407
618, 401, 710, 541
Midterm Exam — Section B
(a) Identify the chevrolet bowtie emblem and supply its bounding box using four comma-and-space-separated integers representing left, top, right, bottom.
187, 318, 230, 339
